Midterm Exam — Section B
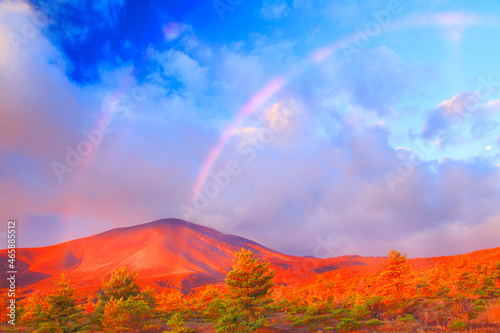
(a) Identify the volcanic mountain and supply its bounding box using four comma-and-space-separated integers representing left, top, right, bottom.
0, 218, 384, 294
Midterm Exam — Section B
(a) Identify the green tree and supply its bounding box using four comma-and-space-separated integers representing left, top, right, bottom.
26, 275, 81, 332
102, 266, 141, 300
166, 312, 196, 333
215, 300, 244, 333
91, 266, 155, 331
223, 248, 274, 331
101, 296, 155, 333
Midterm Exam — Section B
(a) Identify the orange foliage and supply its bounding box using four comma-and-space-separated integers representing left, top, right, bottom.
156, 288, 186, 314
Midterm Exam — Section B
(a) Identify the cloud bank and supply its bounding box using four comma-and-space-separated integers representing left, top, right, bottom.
1, 0, 500, 258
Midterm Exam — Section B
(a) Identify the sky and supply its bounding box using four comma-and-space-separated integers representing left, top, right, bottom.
1, 0, 500, 258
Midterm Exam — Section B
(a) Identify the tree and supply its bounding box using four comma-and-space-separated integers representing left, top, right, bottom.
193, 285, 224, 318
101, 296, 155, 333
166, 312, 196, 333
215, 300, 245, 333
157, 289, 187, 315
23, 275, 81, 332
378, 249, 414, 301
19, 292, 46, 328
222, 248, 274, 331
102, 266, 141, 301
92, 266, 156, 331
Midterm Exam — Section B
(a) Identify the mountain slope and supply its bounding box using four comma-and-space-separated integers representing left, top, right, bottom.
0, 218, 381, 293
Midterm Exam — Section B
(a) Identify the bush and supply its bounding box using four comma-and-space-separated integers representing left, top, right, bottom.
292, 315, 311, 327
474, 299, 486, 306
365, 296, 384, 312
365, 318, 382, 326
448, 319, 468, 331
350, 304, 370, 320
397, 314, 416, 323
337, 318, 361, 332
306, 303, 326, 316
474, 305, 485, 312
157, 289, 187, 315
331, 307, 348, 319
101, 296, 155, 333
166, 312, 196, 333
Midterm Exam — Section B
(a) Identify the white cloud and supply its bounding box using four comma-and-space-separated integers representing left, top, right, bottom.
437, 92, 481, 116
156, 49, 210, 95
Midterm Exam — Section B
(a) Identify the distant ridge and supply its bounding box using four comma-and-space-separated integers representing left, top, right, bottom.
1, 218, 497, 294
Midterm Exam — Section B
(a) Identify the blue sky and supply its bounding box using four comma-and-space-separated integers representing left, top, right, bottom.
1, 0, 500, 257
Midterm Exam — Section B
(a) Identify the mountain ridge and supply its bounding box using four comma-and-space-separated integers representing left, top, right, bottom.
1, 218, 497, 295
1, 218, 378, 293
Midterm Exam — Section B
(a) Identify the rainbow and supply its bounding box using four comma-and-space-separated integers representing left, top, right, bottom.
190, 12, 500, 200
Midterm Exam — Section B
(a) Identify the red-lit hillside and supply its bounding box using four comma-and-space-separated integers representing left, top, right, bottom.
0, 218, 383, 294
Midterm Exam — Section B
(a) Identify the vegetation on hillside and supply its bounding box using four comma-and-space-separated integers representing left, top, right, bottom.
1, 248, 500, 332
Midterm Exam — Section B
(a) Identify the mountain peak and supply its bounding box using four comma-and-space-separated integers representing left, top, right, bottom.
0, 218, 382, 293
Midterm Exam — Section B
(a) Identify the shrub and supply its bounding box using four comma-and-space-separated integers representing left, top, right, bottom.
337, 317, 361, 332
331, 307, 348, 319
166, 312, 196, 333
365, 296, 384, 312
306, 303, 326, 316
157, 289, 187, 315
474, 299, 486, 306
292, 315, 310, 327
101, 296, 155, 332
397, 314, 416, 322
366, 318, 382, 326
350, 304, 370, 320
474, 305, 485, 312
448, 319, 468, 331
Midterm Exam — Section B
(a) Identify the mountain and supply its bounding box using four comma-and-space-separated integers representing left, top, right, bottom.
0, 218, 384, 294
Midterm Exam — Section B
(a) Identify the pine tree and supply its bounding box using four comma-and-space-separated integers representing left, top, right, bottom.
166, 312, 196, 333
101, 296, 154, 333
378, 249, 414, 301
215, 299, 244, 333
29, 275, 81, 332
223, 248, 274, 331
92, 266, 156, 331
157, 289, 187, 315
19, 292, 46, 328
102, 265, 141, 301
194, 285, 223, 318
